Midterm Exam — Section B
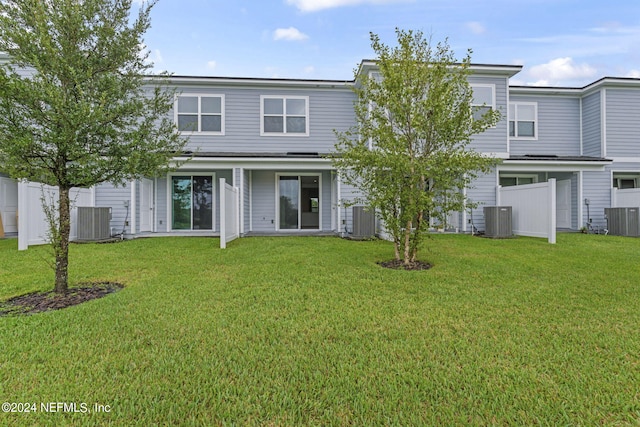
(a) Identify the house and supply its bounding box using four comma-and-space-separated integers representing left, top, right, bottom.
3, 59, 640, 247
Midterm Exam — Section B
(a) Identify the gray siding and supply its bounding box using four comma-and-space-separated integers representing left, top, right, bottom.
243, 169, 251, 234
467, 171, 499, 232
251, 170, 277, 232
609, 161, 640, 175
605, 88, 640, 157
338, 182, 363, 236
174, 85, 355, 154
582, 170, 610, 229
156, 177, 167, 232
469, 76, 509, 154
582, 91, 602, 157
510, 95, 581, 156
572, 174, 579, 229
94, 182, 131, 236
321, 170, 332, 230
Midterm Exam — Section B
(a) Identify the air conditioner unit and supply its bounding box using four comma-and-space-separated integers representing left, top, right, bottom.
484, 206, 513, 238
77, 207, 112, 241
352, 206, 375, 239
605, 207, 640, 237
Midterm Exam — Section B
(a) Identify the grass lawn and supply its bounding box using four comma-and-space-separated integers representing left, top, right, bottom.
1, 233, 639, 425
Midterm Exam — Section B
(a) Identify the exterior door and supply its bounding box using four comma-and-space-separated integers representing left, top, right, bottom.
277, 175, 320, 230
279, 176, 299, 229
171, 175, 214, 230
140, 178, 154, 232
556, 179, 571, 228
0, 177, 18, 233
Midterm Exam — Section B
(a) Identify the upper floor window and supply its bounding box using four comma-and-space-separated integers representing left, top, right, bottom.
471, 84, 495, 121
176, 95, 224, 134
261, 96, 309, 136
509, 102, 537, 139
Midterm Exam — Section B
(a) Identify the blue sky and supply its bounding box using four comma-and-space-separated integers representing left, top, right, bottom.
138, 0, 640, 87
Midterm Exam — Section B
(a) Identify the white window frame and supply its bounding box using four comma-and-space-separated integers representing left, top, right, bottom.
175, 94, 225, 135
166, 173, 216, 232
509, 102, 538, 140
471, 84, 496, 120
260, 95, 309, 137
499, 173, 539, 187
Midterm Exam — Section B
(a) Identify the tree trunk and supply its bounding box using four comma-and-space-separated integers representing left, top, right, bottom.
410, 210, 423, 262
394, 239, 401, 261
54, 187, 71, 294
403, 219, 412, 265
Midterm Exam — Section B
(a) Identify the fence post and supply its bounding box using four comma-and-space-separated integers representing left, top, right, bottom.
18, 180, 28, 250
548, 179, 556, 244
220, 178, 227, 249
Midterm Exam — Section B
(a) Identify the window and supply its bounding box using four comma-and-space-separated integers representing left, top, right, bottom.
171, 175, 214, 230
509, 102, 537, 139
471, 84, 495, 120
499, 174, 539, 187
261, 96, 308, 136
176, 95, 224, 133
277, 174, 321, 230
613, 173, 640, 189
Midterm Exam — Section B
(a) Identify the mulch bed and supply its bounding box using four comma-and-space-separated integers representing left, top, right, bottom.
0, 282, 124, 317
377, 259, 432, 270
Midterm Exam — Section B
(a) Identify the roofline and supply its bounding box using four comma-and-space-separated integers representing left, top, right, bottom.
163, 74, 354, 88
510, 77, 640, 96
357, 59, 523, 78
509, 86, 583, 96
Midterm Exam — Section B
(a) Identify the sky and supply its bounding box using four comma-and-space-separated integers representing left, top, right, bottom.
137, 0, 640, 87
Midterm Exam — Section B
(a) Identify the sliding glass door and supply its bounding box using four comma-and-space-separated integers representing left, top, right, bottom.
172, 175, 213, 230
279, 176, 299, 229
278, 175, 320, 230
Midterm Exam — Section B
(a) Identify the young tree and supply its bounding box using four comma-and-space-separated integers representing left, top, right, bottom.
0, 0, 186, 293
334, 29, 500, 267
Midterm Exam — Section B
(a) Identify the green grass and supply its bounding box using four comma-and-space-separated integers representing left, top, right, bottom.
1, 234, 639, 426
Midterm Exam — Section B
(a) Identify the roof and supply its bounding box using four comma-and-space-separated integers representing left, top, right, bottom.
184, 151, 329, 159
510, 77, 640, 95
357, 59, 523, 78
507, 154, 611, 162
166, 75, 353, 88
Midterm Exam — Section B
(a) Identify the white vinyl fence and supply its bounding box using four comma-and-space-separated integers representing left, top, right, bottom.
498, 178, 556, 244
611, 187, 640, 207
219, 178, 239, 249
18, 181, 93, 250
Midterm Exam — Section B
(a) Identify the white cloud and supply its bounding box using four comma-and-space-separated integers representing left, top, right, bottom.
303, 65, 315, 74
206, 60, 217, 71
527, 57, 597, 86
138, 43, 162, 65
286, 0, 408, 12
625, 70, 640, 78
466, 21, 486, 35
520, 24, 640, 59
273, 27, 309, 41
151, 49, 163, 64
